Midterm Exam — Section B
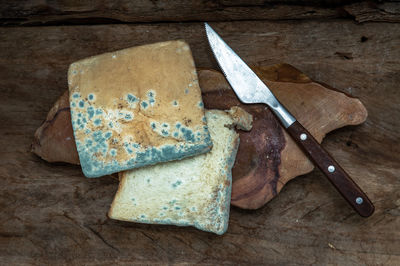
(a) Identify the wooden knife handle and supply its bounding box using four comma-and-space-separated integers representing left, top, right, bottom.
286, 121, 375, 217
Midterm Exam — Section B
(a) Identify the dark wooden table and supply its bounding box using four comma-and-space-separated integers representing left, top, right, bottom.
1, 1, 399, 265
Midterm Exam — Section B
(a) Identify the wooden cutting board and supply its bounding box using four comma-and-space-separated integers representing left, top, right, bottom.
31, 63, 367, 209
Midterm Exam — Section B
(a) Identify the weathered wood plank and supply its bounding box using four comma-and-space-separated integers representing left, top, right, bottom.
0, 21, 399, 264
0, 0, 399, 25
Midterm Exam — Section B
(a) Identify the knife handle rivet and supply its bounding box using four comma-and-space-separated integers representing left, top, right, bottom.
300, 133, 307, 141
356, 197, 363, 205
328, 165, 335, 173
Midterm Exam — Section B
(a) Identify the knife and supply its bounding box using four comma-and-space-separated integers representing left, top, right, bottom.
205, 23, 374, 217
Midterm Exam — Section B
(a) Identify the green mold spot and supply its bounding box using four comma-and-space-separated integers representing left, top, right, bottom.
95, 109, 103, 115
191, 207, 197, 212
147, 179, 150, 183
77, 118, 81, 125
78, 101, 84, 108
161, 129, 169, 136
132, 143, 140, 148
175, 207, 181, 210
173, 132, 179, 138
147, 91, 154, 98
202, 116, 207, 123
163, 206, 168, 210
110, 149, 117, 156
162, 123, 168, 128
109, 122, 113, 128
141, 214, 146, 218
71, 102, 76, 107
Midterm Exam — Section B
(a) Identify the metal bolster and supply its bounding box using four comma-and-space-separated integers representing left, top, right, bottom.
269, 101, 296, 128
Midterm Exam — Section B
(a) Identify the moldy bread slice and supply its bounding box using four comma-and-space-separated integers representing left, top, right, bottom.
68, 41, 212, 177
108, 108, 253, 235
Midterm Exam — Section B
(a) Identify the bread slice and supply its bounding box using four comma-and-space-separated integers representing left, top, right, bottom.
108, 108, 252, 235
68, 40, 212, 177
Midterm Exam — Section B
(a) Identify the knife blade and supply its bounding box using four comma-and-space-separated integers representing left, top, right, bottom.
205, 23, 374, 217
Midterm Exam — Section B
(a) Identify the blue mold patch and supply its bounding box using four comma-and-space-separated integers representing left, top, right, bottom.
87, 106, 95, 119
72, 92, 80, 99
78, 101, 85, 108
161, 129, 169, 136
71, 103, 213, 179
198, 101, 204, 108
172, 180, 182, 188
172, 100, 178, 106
127, 93, 138, 103
126, 94, 139, 108
94, 118, 102, 126
185, 88, 189, 94
147, 91, 156, 106
110, 149, 117, 157
141, 101, 148, 109
104, 131, 112, 139
125, 113, 133, 120
88, 94, 94, 101
79, 139, 213, 178
180, 127, 196, 142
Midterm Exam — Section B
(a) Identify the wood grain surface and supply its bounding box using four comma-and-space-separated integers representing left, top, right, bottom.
1, 1, 399, 25
0, 7, 399, 265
